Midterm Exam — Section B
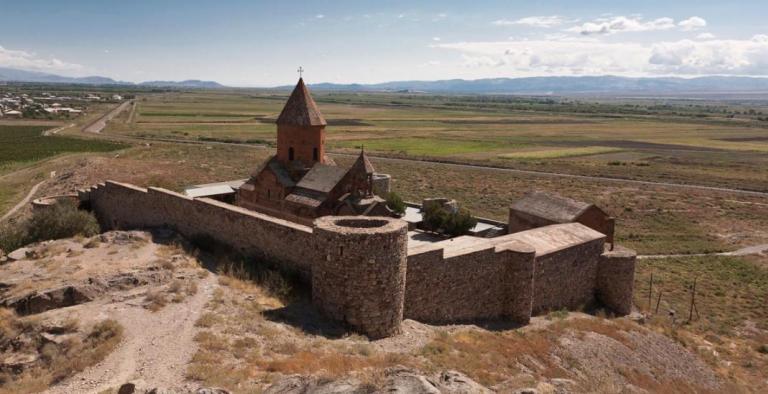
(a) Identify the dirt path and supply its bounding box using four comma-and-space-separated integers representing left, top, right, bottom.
44, 274, 218, 394
83, 101, 133, 134
42, 123, 76, 136
0, 180, 45, 222
638, 243, 768, 259
127, 101, 138, 124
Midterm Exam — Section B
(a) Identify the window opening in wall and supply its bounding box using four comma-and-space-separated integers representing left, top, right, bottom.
289, 147, 295, 161
313, 147, 319, 161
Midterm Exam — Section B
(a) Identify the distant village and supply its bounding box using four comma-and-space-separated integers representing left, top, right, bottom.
0, 91, 131, 119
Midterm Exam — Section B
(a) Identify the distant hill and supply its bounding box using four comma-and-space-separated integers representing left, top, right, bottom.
138, 80, 224, 88
291, 76, 768, 94
0, 67, 123, 85
0, 67, 225, 88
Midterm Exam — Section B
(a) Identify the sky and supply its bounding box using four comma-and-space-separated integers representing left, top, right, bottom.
0, 0, 766, 86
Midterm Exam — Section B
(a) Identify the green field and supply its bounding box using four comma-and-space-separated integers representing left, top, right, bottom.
0, 125, 127, 171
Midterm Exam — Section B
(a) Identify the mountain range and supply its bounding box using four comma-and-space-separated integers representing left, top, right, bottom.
3, 66, 768, 94
301, 76, 768, 94
0, 67, 224, 88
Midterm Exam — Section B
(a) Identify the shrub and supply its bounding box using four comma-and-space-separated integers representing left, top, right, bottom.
385, 192, 406, 215
422, 204, 477, 237
443, 208, 477, 237
0, 224, 28, 254
422, 204, 448, 233
25, 202, 99, 243
0, 202, 99, 252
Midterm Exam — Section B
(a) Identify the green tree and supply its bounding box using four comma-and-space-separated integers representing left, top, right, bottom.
422, 204, 477, 237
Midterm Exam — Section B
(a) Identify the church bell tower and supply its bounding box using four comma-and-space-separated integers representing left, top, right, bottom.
275, 77, 327, 168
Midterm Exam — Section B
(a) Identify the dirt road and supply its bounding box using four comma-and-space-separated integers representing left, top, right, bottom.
83, 100, 133, 134
638, 243, 768, 259
44, 274, 218, 393
0, 180, 45, 222
42, 123, 75, 136
108, 133, 768, 198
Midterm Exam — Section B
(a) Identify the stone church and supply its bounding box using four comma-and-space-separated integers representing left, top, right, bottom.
236, 78, 394, 224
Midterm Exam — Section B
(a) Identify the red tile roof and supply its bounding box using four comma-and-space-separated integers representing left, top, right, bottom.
276, 78, 327, 126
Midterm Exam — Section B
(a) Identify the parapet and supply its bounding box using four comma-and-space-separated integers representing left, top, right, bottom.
312, 216, 408, 339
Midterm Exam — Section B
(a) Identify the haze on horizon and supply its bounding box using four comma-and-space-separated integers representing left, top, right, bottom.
0, 0, 766, 87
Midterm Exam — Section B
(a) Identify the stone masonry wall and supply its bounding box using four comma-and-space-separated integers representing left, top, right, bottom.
313, 217, 408, 339
530, 237, 605, 315
404, 240, 536, 324
597, 245, 636, 315
83, 181, 316, 278
78, 180, 636, 337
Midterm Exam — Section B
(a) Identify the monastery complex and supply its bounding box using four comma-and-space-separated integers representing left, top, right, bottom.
47, 79, 636, 339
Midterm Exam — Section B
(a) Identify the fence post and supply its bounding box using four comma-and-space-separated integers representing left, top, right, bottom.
687, 277, 698, 323
648, 273, 654, 312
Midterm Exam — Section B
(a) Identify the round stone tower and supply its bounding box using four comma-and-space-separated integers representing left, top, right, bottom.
312, 216, 408, 339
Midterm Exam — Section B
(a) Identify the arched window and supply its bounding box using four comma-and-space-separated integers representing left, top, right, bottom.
288, 147, 294, 161
313, 147, 318, 161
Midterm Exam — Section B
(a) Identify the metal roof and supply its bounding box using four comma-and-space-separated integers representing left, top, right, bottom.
184, 184, 236, 198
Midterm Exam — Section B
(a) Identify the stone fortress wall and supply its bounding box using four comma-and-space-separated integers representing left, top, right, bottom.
313, 217, 408, 338
78, 180, 636, 339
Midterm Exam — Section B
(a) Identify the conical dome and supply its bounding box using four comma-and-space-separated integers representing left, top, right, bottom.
276, 78, 327, 126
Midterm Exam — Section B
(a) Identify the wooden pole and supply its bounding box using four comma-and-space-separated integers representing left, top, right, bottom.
688, 277, 697, 323
655, 289, 663, 314
648, 273, 654, 312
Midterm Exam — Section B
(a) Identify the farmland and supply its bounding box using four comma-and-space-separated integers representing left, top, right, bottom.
104, 89, 768, 192
1, 85, 768, 392
0, 125, 126, 170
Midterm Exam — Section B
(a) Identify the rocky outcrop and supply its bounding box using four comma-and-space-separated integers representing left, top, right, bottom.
4, 284, 98, 315
264, 375, 372, 394
7, 247, 35, 261
436, 370, 492, 393
264, 368, 489, 394
0, 352, 39, 374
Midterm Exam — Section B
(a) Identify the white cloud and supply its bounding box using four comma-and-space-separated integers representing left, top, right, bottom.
434, 35, 768, 76
648, 35, 768, 75
315, 14, 325, 19
432, 13, 447, 22
0, 45, 82, 72
696, 33, 715, 40
420, 60, 442, 67
493, 16, 568, 28
678, 16, 707, 31
432, 37, 441, 42
567, 16, 676, 35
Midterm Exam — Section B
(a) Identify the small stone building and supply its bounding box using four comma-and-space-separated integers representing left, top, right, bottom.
509, 191, 615, 248
236, 78, 394, 224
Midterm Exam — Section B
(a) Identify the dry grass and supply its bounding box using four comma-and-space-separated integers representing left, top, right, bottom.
194, 313, 220, 328
0, 309, 123, 394
419, 329, 565, 386
144, 291, 167, 312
